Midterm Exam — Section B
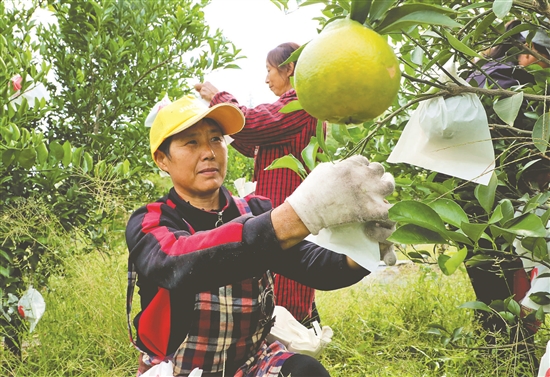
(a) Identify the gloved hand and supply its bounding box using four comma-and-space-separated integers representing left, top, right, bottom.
364, 220, 397, 266
286, 155, 395, 235
379, 242, 397, 266
194, 82, 219, 102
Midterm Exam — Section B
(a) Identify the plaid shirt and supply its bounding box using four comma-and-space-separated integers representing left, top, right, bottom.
210, 90, 319, 321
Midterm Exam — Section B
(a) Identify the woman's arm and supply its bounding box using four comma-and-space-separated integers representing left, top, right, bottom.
212, 91, 315, 146
126, 202, 278, 292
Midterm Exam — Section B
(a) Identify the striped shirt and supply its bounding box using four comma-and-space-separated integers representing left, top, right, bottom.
210, 90, 320, 321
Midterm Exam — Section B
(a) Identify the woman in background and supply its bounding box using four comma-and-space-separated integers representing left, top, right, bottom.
195, 42, 322, 327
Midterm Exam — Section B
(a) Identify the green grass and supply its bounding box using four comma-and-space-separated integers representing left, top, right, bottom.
1, 248, 547, 376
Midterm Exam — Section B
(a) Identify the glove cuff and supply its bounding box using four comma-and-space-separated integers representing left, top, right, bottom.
285, 197, 324, 235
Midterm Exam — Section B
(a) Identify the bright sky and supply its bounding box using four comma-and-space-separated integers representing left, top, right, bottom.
200, 0, 322, 106
15, 0, 323, 106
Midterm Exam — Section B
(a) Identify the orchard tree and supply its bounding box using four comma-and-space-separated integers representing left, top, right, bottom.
270, 0, 550, 371
0, 0, 242, 355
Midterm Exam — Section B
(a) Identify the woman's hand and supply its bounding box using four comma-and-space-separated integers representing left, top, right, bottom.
194, 82, 219, 102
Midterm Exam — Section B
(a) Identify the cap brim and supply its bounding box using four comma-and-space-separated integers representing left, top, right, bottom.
167, 102, 245, 139
204, 103, 245, 135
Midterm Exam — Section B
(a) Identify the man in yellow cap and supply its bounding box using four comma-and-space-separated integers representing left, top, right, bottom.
126, 95, 396, 376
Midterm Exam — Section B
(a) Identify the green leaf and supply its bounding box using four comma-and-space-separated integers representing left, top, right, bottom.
72, 147, 83, 167
62, 141, 72, 167
301, 136, 319, 171
522, 192, 550, 213
350, 0, 372, 24
443, 230, 473, 246
316, 120, 330, 161
506, 299, 521, 316
499, 199, 515, 224
443, 30, 482, 58
438, 247, 467, 276
10, 123, 21, 141
83, 152, 93, 173
492, 22, 532, 46
460, 222, 487, 242
542, 208, 550, 227
465, 254, 495, 268
474, 172, 497, 213
389, 200, 447, 233
281, 43, 306, 65
489, 225, 517, 244
279, 100, 303, 114
411, 45, 424, 66
368, 0, 396, 22
35, 141, 48, 164
330, 123, 351, 144
375, 3, 456, 32
493, 92, 523, 126
530, 292, 550, 305
2, 149, 16, 167
488, 205, 504, 224
49, 140, 64, 161
473, 12, 497, 42
459, 301, 492, 312
520, 237, 548, 260
533, 112, 550, 153
428, 198, 469, 228
378, 11, 461, 35
264, 154, 307, 180
122, 159, 130, 175
498, 213, 547, 237
388, 224, 447, 244
0, 265, 9, 277
492, 0, 513, 19
536, 306, 545, 322
499, 311, 516, 324
18, 148, 36, 169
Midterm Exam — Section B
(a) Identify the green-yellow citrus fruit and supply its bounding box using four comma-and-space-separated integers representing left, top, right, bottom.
294, 18, 401, 124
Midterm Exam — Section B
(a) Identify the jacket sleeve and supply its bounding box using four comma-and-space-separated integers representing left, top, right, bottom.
246, 194, 369, 289
126, 201, 282, 293
270, 241, 370, 290
211, 91, 315, 148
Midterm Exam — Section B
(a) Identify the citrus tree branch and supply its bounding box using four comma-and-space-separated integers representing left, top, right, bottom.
514, 0, 550, 19
402, 73, 447, 90
440, 83, 550, 102
490, 123, 533, 135
133, 56, 173, 87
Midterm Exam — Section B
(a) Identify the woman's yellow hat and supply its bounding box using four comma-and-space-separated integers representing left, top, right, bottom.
149, 95, 244, 158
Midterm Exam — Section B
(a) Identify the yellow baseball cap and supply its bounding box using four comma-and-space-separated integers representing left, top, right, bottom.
149, 94, 245, 158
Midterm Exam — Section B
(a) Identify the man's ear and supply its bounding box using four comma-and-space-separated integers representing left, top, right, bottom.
154, 150, 169, 173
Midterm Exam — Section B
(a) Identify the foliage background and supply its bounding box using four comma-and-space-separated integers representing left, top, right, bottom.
3, 0, 550, 375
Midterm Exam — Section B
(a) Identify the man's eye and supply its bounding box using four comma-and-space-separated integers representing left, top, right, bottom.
186, 140, 197, 145
212, 136, 223, 142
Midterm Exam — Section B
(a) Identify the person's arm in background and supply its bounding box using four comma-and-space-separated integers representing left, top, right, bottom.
195, 82, 315, 146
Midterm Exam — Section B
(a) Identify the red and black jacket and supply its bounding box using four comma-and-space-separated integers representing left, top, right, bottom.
125, 186, 368, 357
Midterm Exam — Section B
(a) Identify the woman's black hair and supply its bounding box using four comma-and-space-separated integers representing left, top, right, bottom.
157, 135, 173, 158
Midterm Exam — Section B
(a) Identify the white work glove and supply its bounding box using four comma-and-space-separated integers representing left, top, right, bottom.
364, 221, 397, 266
286, 155, 395, 235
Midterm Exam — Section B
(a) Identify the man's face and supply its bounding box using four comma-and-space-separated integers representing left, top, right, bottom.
154, 119, 228, 201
